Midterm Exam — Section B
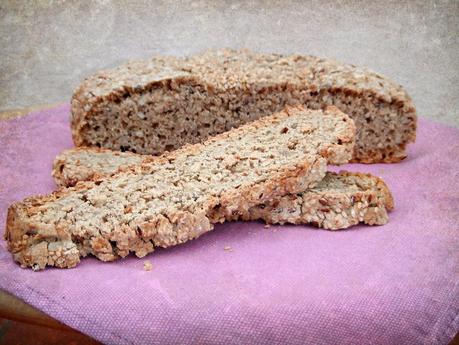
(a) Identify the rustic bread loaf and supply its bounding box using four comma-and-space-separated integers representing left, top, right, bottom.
6, 106, 355, 270
52, 148, 393, 230
71, 49, 416, 163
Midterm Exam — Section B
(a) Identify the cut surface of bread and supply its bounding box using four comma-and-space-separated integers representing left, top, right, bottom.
242, 171, 393, 229
53, 148, 152, 187
6, 106, 355, 270
72, 49, 416, 163
52, 148, 393, 230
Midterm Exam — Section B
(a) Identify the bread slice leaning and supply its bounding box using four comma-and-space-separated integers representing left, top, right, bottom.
6, 106, 355, 270
71, 48, 417, 163
52, 149, 393, 230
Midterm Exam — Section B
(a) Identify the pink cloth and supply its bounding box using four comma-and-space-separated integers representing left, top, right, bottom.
0, 105, 458, 345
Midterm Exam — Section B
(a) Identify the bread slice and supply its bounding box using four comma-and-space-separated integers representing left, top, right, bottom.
241, 171, 393, 229
71, 49, 416, 163
52, 148, 393, 230
6, 106, 355, 270
53, 147, 154, 187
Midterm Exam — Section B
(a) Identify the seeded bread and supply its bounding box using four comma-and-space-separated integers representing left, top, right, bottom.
241, 171, 393, 229
6, 106, 355, 270
52, 148, 393, 230
71, 49, 416, 163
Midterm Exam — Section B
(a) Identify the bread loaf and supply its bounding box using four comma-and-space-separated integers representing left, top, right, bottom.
6, 106, 355, 270
52, 148, 393, 230
71, 49, 416, 163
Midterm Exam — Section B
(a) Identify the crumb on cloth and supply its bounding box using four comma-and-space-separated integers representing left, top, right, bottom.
143, 260, 153, 271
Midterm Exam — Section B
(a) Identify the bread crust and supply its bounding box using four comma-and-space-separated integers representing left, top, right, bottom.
6, 106, 355, 270
71, 49, 416, 163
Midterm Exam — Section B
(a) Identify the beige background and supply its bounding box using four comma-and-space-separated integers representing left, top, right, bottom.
1, 0, 458, 126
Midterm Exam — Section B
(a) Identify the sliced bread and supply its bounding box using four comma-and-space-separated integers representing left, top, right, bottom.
241, 171, 393, 229
72, 49, 416, 163
6, 106, 355, 270
52, 148, 393, 230
53, 147, 153, 187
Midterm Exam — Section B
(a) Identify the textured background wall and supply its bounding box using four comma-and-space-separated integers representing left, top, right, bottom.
1, 0, 458, 126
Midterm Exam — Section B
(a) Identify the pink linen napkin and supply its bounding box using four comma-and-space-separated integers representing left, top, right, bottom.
0, 105, 458, 344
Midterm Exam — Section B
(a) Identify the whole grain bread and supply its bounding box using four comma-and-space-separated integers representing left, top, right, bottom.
72, 49, 416, 163
53, 147, 153, 187
241, 171, 393, 229
6, 106, 355, 270
52, 148, 393, 230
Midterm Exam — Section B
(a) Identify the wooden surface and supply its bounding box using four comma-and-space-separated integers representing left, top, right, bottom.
0, 104, 457, 344
0, 291, 100, 345
0, 290, 72, 331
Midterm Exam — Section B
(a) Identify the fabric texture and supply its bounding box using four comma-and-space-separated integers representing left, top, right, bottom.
0, 104, 458, 345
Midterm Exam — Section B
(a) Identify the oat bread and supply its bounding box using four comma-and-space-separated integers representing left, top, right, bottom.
6, 106, 355, 270
71, 48, 416, 163
240, 171, 393, 229
53, 147, 154, 187
52, 149, 393, 230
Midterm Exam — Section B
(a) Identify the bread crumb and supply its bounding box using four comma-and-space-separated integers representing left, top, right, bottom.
264, 224, 271, 228
224, 246, 233, 252
143, 260, 153, 271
